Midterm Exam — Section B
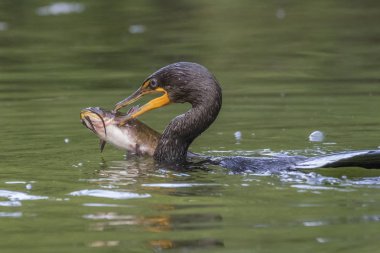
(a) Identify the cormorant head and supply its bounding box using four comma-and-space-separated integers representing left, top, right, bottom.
114, 62, 220, 119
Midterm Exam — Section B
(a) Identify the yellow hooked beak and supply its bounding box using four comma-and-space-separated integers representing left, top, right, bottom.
114, 82, 171, 120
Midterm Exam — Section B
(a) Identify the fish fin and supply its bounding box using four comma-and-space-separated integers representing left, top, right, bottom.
99, 139, 106, 153
135, 143, 142, 156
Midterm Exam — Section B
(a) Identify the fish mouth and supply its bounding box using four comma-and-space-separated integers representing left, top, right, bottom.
80, 107, 109, 152
80, 106, 141, 152
80, 107, 107, 136
80, 106, 139, 134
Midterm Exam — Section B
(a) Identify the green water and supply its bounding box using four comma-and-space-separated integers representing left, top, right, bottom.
1, 1, 380, 252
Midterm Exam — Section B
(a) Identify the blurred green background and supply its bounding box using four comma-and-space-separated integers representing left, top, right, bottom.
0, 1, 380, 252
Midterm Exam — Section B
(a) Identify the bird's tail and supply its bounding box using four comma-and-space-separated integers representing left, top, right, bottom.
295, 150, 380, 169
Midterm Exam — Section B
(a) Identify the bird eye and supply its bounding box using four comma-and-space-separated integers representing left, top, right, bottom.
150, 79, 158, 89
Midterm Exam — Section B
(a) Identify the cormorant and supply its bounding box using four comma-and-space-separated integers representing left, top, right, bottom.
113, 62, 380, 171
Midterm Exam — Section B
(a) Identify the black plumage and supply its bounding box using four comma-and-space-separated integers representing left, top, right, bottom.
114, 62, 380, 171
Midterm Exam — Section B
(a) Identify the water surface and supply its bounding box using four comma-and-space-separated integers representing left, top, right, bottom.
1, 1, 380, 252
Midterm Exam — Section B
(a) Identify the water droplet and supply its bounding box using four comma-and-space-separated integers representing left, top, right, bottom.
316, 237, 329, 243
234, 131, 242, 140
129, 25, 145, 34
309, 131, 324, 142
276, 8, 286, 20
36, 2, 85, 16
0, 22, 8, 31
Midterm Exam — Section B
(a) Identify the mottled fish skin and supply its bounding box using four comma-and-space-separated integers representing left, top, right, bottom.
80, 107, 160, 156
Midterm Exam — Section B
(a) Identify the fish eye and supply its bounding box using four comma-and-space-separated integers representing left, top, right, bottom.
150, 79, 158, 89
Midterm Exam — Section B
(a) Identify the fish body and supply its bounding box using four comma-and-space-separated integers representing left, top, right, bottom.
80, 107, 160, 155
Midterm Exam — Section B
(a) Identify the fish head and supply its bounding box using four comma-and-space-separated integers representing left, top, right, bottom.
80, 106, 142, 153
80, 107, 114, 140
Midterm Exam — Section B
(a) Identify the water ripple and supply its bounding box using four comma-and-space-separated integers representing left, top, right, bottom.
277, 171, 380, 189
0, 212, 22, 218
142, 183, 222, 188
83, 203, 131, 208
291, 184, 353, 192
0, 201, 22, 207
0, 190, 48, 201
83, 213, 134, 220
69, 189, 150, 200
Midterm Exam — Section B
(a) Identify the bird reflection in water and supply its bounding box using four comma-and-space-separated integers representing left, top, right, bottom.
86, 209, 224, 251
85, 159, 224, 251
149, 238, 224, 251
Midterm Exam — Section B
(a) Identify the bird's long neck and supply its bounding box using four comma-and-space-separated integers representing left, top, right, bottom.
154, 86, 222, 163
